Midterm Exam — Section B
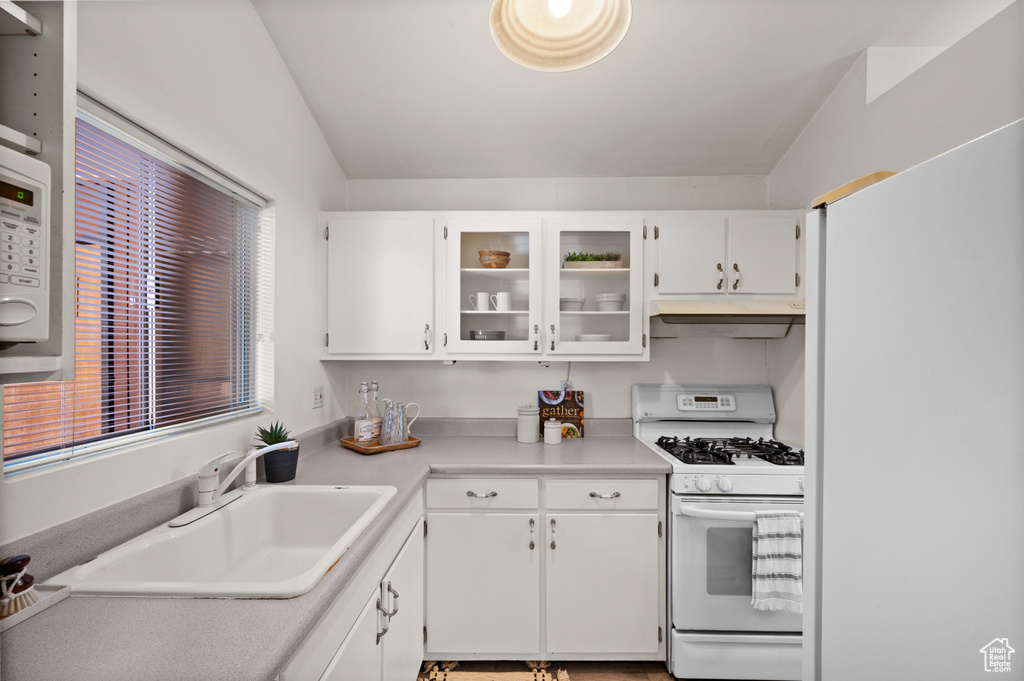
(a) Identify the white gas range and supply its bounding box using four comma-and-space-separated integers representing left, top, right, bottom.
633, 384, 804, 681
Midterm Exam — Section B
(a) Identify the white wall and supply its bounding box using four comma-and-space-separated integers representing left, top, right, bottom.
769, 0, 1024, 209
332, 330, 805, 443
347, 176, 768, 211
0, 0, 348, 544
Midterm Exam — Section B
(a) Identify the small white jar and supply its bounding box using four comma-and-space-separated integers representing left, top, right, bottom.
517, 405, 540, 443
543, 418, 562, 445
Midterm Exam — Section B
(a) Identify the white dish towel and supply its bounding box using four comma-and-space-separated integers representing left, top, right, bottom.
751, 511, 803, 614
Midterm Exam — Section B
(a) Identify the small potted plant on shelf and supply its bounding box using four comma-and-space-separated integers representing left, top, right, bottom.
254, 420, 299, 483
562, 251, 623, 269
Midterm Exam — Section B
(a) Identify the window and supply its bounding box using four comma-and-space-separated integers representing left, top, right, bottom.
2, 112, 265, 470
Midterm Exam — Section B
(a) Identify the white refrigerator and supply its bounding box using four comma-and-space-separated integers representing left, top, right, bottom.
805, 119, 1024, 680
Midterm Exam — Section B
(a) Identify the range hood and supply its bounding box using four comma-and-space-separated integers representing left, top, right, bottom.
650, 299, 805, 339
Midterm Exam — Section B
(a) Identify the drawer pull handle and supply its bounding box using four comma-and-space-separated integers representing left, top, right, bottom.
589, 491, 621, 499
550, 517, 556, 550
529, 517, 536, 550
466, 491, 498, 498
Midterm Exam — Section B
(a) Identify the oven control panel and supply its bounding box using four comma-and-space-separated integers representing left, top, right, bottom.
673, 474, 804, 496
676, 393, 736, 412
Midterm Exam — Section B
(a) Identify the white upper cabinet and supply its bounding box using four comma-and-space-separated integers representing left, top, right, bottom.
726, 217, 800, 294
653, 213, 801, 297
444, 217, 544, 355
545, 216, 646, 357
653, 216, 726, 294
324, 215, 437, 357
322, 209, 801, 360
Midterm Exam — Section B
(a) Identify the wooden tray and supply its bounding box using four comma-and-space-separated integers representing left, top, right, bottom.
340, 436, 421, 455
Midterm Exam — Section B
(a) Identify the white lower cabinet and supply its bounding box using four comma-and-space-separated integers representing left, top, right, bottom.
381, 518, 426, 681
545, 513, 661, 654
424, 476, 665, 660
281, 494, 424, 681
425, 512, 540, 654
322, 519, 423, 681
320, 589, 383, 681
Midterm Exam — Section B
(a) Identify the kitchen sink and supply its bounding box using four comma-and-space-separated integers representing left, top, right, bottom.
47, 485, 397, 598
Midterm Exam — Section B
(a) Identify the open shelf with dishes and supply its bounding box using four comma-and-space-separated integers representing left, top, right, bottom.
547, 220, 645, 354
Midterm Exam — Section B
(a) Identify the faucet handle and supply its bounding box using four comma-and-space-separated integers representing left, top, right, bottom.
198, 452, 240, 506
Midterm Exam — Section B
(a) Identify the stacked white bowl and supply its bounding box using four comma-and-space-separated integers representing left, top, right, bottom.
595, 293, 627, 311
559, 297, 585, 311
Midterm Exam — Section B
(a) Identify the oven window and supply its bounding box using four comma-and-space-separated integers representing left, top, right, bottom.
706, 528, 753, 595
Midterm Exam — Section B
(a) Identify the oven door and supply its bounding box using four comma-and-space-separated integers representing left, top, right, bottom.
671, 494, 803, 633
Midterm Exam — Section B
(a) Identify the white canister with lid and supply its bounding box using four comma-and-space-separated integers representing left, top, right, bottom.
543, 417, 562, 445
517, 405, 540, 443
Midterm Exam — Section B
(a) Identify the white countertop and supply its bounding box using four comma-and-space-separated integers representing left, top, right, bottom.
0, 432, 669, 681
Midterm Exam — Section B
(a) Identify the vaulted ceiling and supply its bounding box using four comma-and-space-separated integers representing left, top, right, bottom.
253, 0, 1012, 180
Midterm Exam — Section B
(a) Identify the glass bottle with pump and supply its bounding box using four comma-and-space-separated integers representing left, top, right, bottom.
355, 382, 373, 443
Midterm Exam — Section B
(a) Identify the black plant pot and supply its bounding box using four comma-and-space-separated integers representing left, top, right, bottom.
263, 445, 299, 483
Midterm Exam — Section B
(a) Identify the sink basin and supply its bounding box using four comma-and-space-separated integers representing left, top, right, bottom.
47, 485, 397, 598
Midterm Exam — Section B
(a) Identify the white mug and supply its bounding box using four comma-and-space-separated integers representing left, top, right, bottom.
492, 292, 512, 311
469, 292, 491, 310
404, 402, 420, 439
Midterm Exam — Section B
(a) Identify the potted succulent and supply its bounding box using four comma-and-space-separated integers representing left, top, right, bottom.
562, 251, 623, 269
254, 421, 299, 483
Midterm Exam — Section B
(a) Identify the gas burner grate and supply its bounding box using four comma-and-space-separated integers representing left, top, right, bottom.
745, 437, 805, 466
656, 436, 735, 465
655, 435, 804, 466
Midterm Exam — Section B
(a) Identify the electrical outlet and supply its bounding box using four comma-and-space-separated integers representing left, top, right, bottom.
312, 385, 324, 409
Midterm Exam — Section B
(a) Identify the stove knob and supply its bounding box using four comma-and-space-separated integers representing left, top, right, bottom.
798, 477, 805, 492
694, 476, 712, 493
716, 477, 734, 493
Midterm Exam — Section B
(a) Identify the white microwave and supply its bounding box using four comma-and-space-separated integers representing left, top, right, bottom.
0, 145, 50, 344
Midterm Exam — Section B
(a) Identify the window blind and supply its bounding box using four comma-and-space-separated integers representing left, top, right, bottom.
2, 117, 261, 467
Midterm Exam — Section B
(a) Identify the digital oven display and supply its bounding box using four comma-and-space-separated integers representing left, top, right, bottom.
694, 396, 718, 403
0, 179, 33, 207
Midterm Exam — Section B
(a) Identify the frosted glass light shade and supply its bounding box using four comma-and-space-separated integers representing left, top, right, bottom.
490, 0, 632, 72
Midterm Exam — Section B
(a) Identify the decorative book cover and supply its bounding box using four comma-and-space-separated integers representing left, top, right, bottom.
538, 390, 584, 438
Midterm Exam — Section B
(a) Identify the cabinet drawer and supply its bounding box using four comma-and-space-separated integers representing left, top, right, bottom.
545, 479, 659, 510
426, 478, 539, 509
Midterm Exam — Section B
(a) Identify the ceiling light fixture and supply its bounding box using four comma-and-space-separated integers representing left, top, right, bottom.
490, 0, 632, 72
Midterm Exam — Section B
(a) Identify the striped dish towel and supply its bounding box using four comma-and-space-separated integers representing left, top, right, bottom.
751, 511, 803, 613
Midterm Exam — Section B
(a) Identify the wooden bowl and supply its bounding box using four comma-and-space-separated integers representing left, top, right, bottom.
479, 250, 511, 268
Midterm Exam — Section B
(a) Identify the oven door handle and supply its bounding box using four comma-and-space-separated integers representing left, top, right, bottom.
674, 504, 804, 522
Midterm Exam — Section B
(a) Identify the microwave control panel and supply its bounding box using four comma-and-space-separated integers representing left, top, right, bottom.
0, 146, 50, 343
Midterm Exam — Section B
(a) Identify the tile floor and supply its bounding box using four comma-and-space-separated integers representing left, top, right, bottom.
421, 660, 674, 680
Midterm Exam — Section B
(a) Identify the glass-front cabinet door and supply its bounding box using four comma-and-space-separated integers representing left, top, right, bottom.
445, 217, 543, 355
545, 216, 645, 356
